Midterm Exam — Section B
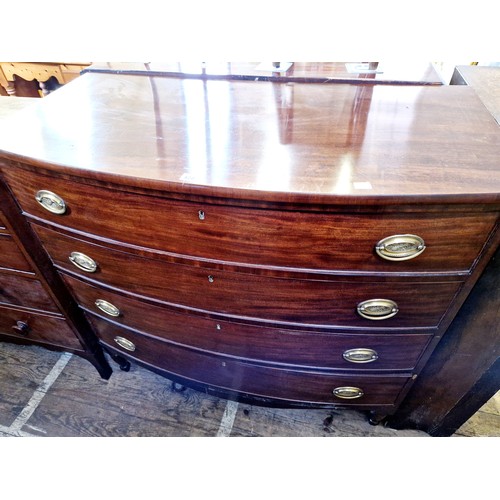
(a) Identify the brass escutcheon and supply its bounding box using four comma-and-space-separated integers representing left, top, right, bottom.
343, 348, 379, 363
357, 298, 399, 321
35, 190, 67, 215
68, 252, 98, 273
333, 386, 364, 399
95, 299, 121, 317
113, 336, 136, 352
375, 234, 426, 261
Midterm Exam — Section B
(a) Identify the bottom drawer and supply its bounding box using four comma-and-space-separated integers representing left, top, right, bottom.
0, 305, 83, 351
91, 316, 412, 407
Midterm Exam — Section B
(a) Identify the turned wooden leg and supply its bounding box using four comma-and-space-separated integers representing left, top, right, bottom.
172, 381, 187, 393
5, 80, 16, 96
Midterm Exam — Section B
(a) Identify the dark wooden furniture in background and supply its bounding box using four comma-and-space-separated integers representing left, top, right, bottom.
0, 97, 111, 378
0, 65, 498, 430
387, 65, 500, 435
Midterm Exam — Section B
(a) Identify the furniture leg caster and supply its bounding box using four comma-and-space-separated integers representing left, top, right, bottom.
368, 411, 387, 426
172, 382, 187, 393
108, 352, 131, 372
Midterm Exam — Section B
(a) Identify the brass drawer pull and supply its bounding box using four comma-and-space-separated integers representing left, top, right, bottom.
333, 386, 364, 399
357, 299, 399, 320
113, 336, 136, 352
375, 234, 426, 261
95, 299, 121, 317
343, 348, 379, 363
68, 252, 98, 273
35, 190, 67, 215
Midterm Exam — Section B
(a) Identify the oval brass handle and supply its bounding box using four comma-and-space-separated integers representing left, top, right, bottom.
333, 386, 364, 399
343, 348, 379, 364
113, 336, 136, 352
95, 299, 121, 317
35, 190, 67, 215
12, 320, 30, 336
375, 234, 426, 261
357, 299, 399, 320
68, 252, 98, 273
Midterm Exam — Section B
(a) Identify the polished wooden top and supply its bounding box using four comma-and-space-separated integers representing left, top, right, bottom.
0, 72, 499, 205
451, 65, 500, 125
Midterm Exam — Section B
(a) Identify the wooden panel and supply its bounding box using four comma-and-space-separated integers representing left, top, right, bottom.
0, 272, 59, 312
0, 305, 82, 350
93, 317, 412, 407
35, 224, 462, 328
63, 273, 432, 371
4, 168, 497, 273
0, 233, 33, 272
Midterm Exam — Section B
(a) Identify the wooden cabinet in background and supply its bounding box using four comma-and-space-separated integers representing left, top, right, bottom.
0, 62, 90, 96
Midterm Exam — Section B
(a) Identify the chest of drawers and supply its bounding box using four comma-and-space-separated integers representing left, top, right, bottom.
0, 73, 498, 423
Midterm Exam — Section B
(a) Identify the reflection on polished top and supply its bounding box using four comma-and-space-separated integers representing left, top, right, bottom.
83, 62, 444, 85
0, 71, 499, 203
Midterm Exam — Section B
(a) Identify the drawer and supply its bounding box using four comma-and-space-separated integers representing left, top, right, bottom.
0, 233, 33, 272
36, 225, 462, 328
4, 168, 497, 273
0, 304, 83, 350
64, 274, 432, 370
93, 317, 412, 406
0, 272, 59, 313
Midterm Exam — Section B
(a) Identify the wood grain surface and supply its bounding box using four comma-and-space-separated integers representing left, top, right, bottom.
0, 75, 499, 204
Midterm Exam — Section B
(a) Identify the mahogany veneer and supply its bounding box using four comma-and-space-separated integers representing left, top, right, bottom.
0, 69, 498, 422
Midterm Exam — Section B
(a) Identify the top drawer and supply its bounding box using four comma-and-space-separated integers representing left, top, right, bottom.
3, 168, 497, 273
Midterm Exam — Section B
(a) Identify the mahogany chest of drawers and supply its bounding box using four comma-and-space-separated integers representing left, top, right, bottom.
0, 72, 498, 423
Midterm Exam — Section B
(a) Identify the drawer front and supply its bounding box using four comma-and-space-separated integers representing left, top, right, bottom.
0, 233, 33, 272
5, 168, 497, 273
0, 305, 83, 350
0, 272, 59, 312
93, 317, 411, 406
63, 274, 432, 370
36, 225, 461, 328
